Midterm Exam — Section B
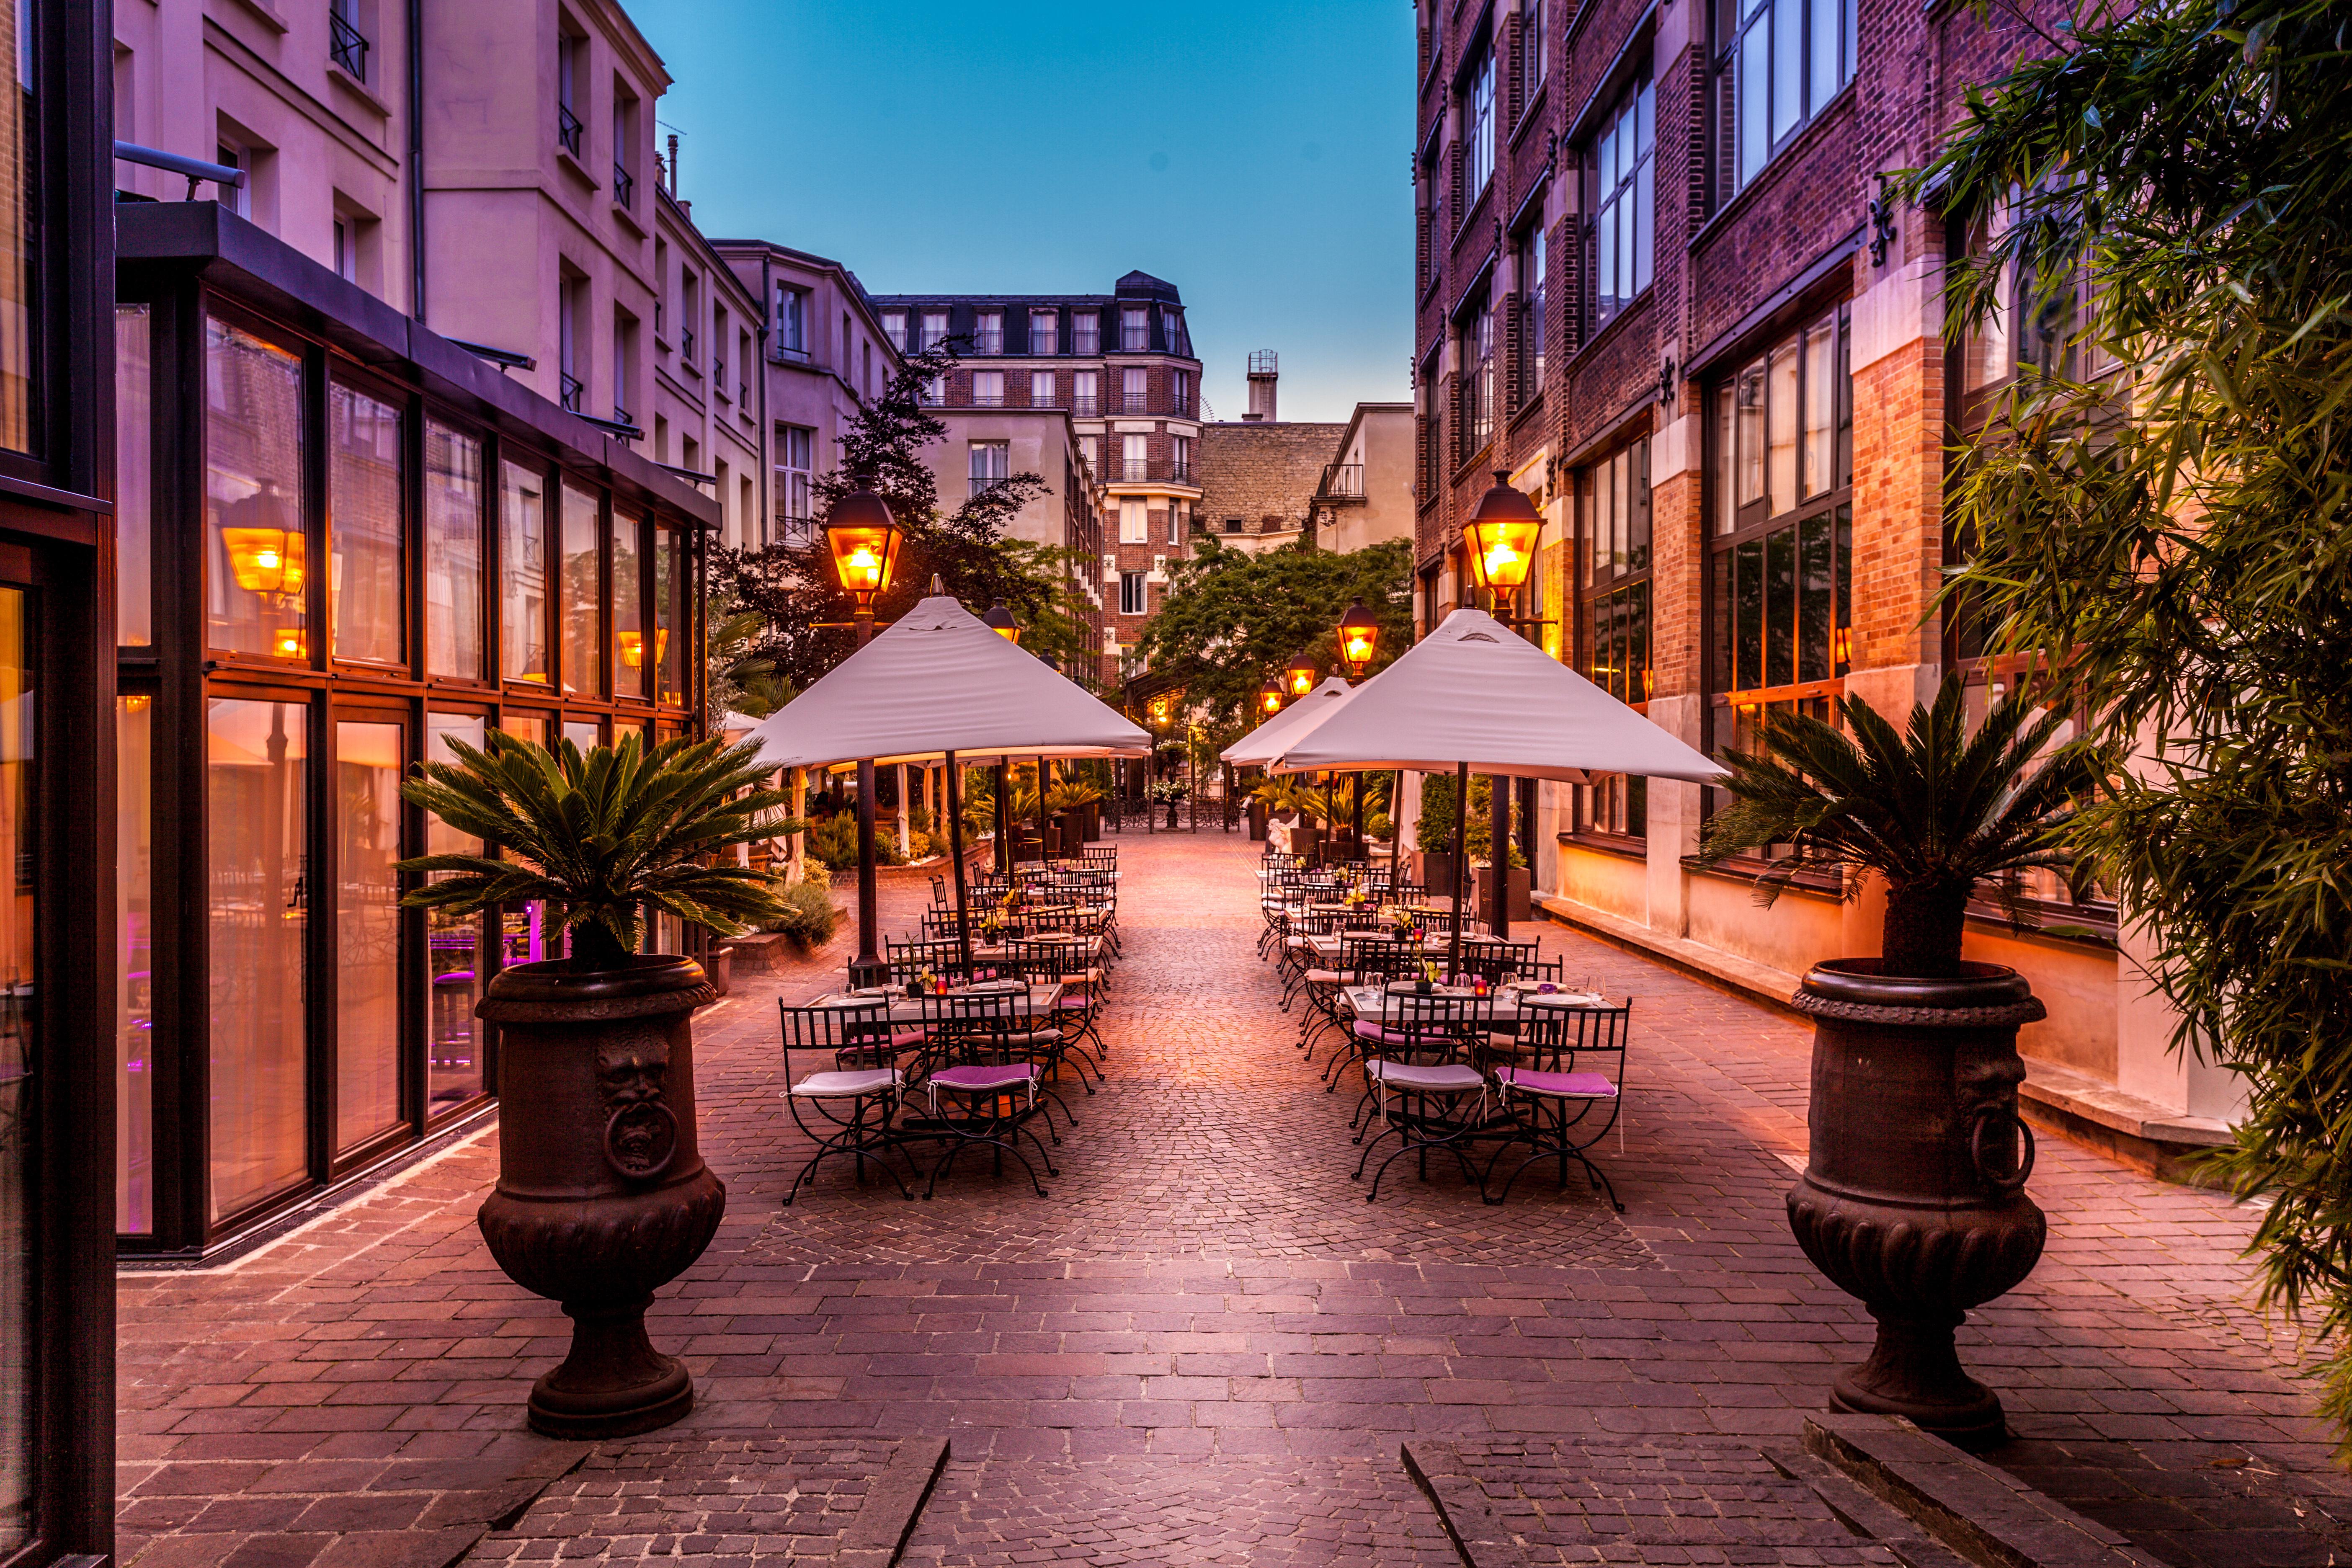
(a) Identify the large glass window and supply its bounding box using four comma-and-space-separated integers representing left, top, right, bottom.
330, 384, 404, 666
1519, 0, 1547, 106
560, 483, 601, 695
118, 306, 153, 646
116, 695, 153, 1235
500, 460, 549, 682
776, 425, 813, 540
1459, 296, 1496, 461
1589, 74, 1655, 330
495, 712, 554, 965
0, 0, 36, 458
206, 320, 308, 660
1577, 435, 1654, 836
1120, 306, 1149, 352
1029, 308, 1058, 353
423, 714, 488, 1112
613, 510, 645, 699
206, 697, 310, 1222
1073, 312, 1100, 356
335, 720, 404, 1153
1715, 0, 1855, 201
1707, 309, 1852, 796
655, 529, 683, 706
425, 423, 483, 679
1462, 49, 1496, 207
0, 591, 28, 1550
1515, 226, 1547, 403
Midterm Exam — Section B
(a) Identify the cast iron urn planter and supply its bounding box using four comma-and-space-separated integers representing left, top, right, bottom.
1787, 960, 2046, 1448
476, 953, 727, 1438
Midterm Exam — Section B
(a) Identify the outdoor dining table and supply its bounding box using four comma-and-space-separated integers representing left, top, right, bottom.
968, 933, 1105, 965
804, 980, 1067, 1023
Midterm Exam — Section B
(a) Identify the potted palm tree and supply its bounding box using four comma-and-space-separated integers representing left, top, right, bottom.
1698, 676, 2094, 1448
400, 731, 789, 1438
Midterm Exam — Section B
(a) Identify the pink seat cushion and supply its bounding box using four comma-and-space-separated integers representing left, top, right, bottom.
890, 1029, 930, 1049
1352, 1020, 1412, 1047
929, 1063, 1040, 1093
1496, 1066, 1617, 1099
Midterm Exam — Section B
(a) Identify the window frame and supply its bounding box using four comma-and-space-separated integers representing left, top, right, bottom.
1712, 0, 1857, 206
1118, 570, 1148, 617
1586, 70, 1655, 333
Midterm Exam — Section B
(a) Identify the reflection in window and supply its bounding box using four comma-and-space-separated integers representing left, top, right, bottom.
612, 511, 644, 698
423, 714, 487, 1112
425, 424, 484, 679
0, 0, 37, 458
206, 697, 309, 1222
118, 307, 153, 646
1714, 0, 1856, 202
0, 591, 27, 1547
206, 320, 308, 659
117, 696, 154, 1234
500, 461, 548, 682
331, 384, 405, 665
1589, 73, 1654, 329
335, 721, 404, 1152
655, 529, 682, 705
560, 483, 601, 695
496, 712, 553, 966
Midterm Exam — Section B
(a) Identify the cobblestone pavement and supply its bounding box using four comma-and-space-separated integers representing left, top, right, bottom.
116, 832, 2352, 1566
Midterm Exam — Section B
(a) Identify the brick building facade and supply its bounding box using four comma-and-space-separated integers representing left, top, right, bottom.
868, 272, 1201, 689
1411, 0, 2234, 1145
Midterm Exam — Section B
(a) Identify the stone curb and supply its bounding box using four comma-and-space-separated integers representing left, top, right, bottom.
1805, 1413, 2170, 1568
1400, 1441, 1532, 1568
1765, 1446, 1975, 1568
837, 1436, 949, 1568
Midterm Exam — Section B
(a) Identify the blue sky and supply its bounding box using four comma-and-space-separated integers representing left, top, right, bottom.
629, 0, 1415, 423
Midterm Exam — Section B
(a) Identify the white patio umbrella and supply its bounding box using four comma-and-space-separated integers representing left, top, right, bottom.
744, 593, 1150, 973
1267, 607, 1728, 972
1220, 676, 1356, 767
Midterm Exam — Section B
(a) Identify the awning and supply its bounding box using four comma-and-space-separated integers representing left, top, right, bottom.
1220, 676, 1357, 766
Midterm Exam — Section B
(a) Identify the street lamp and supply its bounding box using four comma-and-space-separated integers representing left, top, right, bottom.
982, 601, 1021, 643
1336, 599, 1379, 679
1257, 678, 1284, 718
821, 489, 905, 987
1462, 471, 1542, 941
1284, 651, 1318, 698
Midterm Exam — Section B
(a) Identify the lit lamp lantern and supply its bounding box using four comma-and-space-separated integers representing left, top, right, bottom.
273, 630, 306, 659
1462, 469, 1542, 604
1284, 652, 1317, 698
1147, 693, 1175, 730
617, 629, 668, 669
981, 601, 1021, 643
221, 527, 306, 598
1336, 598, 1379, 678
823, 490, 904, 618
1258, 679, 1284, 717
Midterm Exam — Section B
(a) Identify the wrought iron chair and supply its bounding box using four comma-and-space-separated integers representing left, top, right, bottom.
908, 988, 1060, 1198
998, 937, 1103, 1093
1484, 999, 1631, 1211
1350, 988, 1498, 1202
777, 998, 919, 1203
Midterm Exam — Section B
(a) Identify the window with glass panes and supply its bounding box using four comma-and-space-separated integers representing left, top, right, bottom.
1029, 308, 1059, 353
1714, 0, 1855, 204
1571, 438, 1652, 837
776, 425, 813, 536
1458, 295, 1496, 462
1515, 225, 1546, 403
1705, 309, 1852, 806
1460, 48, 1496, 210
1588, 72, 1654, 330
1518, 0, 1547, 108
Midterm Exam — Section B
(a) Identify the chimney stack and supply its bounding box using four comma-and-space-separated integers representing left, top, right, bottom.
1245, 351, 1278, 422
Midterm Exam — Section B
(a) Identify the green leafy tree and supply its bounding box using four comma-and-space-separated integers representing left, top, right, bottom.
715, 340, 1089, 691
1134, 538, 1413, 732
1911, 0, 2352, 1442
397, 732, 797, 968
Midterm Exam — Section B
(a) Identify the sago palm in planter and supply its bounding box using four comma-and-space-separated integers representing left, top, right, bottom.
400, 731, 789, 1437
1699, 676, 2093, 1447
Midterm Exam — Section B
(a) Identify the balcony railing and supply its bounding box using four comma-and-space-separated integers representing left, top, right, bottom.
713, 364, 730, 401
1118, 393, 1153, 414
1168, 395, 1194, 419
559, 371, 583, 413
971, 331, 1003, 353
969, 474, 1011, 498
613, 161, 634, 207
1073, 334, 1100, 356
329, 10, 369, 80
557, 102, 584, 157
970, 393, 1005, 407
1120, 330, 1150, 351
1109, 459, 1198, 486
1322, 462, 1364, 497
1070, 395, 1099, 417
680, 326, 695, 366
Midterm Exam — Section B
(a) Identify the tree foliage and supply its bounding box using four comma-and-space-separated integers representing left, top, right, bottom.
714, 340, 1091, 692
1909, 0, 2352, 1442
1132, 537, 1414, 732
396, 732, 795, 968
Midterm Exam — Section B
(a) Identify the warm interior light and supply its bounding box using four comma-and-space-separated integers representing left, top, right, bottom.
618, 629, 668, 669
1641, 668, 1655, 701
273, 629, 306, 659
1833, 626, 1853, 669
222, 527, 307, 597
1259, 681, 1284, 715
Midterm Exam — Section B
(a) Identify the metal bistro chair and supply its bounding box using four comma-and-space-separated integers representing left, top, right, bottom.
1313, 934, 1412, 1077
777, 998, 920, 1204
1000, 937, 1104, 1092
1351, 988, 1498, 1202
912, 988, 1061, 1199
1485, 998, 1632, 1212
887, 938, 971, 991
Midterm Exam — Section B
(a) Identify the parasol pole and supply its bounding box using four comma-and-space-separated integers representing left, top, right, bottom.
944, 749, 972, 975
1449, 759, 1469, 983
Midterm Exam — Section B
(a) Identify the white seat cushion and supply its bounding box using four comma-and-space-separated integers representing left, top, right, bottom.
1366, 1060, 1485, 1093
790, 1068, 900, 1098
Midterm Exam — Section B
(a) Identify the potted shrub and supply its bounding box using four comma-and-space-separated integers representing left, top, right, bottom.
1698, 676, 2092, 1447
400, 731, 790, 1438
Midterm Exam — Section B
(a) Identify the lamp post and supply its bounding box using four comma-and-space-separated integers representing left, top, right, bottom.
1145, 694, 1175, 833
1257, 678, 1284, 720
1463, 471, 1542, 940
982, 601, 1021, 643
1334, 600, 1380, 861
823, 490, 905, 988
1284, 651, 1318, 700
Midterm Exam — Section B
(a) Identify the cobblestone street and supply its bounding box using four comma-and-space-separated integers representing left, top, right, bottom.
115, 833, 2352, 1566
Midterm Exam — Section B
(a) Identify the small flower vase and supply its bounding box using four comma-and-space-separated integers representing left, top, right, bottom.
1415, 979, 1432, 995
